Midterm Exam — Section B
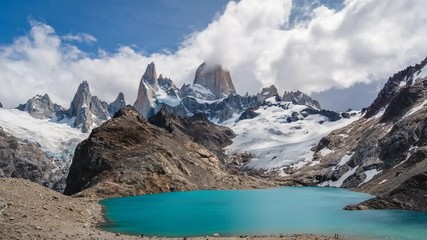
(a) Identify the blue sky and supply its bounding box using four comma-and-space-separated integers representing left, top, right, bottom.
0, 0, 229, 54
1, 0, 427, 110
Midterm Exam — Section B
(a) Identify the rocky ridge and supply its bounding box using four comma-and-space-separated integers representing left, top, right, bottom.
258, 85, 279, 100
17, 94, 66, 119
15, 81, 127, 133
283, 90, 321, 110
133, 62, 331, 127
291, 57, 427, 211
64, 106, 283, 198
365, 56, 427, 118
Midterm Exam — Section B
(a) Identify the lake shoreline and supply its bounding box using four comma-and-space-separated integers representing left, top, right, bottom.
0, 178, 361, 239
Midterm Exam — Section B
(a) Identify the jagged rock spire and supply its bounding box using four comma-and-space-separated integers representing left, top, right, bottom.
134, 62, 163, 119
68, 81, 91, 118
193, 62, 236, 99
142, 62, 158, 91
68, 81, 109, 133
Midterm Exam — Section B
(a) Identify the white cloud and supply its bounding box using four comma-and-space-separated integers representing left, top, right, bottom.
63, 33, 97, 43
0, 0, 427, 109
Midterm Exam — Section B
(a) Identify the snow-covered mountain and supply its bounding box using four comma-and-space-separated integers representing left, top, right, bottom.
0, 81, 128, 191
279, 56, 427, 211
0, 61, 360, 193
225, 96, 359, 175
16, 81, 127, 133
0, 108, 88, 191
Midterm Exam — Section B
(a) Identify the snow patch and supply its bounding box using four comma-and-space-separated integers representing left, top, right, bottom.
393, 145, 418, 169
156, 88, 181, 107
379, 179, 387, 185
319, 166, 359, 188
403, 99, 427, 119
332, 152, 354, 170
0, 108, 88, 154
319, 147, 333, 156
358, 169, 382, 186
414, 65, 427, 81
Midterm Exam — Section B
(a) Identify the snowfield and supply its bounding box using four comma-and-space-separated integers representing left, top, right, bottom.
0, 108, 88, 155
225, 97, 360, 173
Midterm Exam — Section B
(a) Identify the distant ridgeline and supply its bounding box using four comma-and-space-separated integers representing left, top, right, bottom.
13, 61, 345, 133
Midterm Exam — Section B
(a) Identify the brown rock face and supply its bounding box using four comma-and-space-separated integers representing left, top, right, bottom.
193, 62, 236, 99
64, 107, 276, 197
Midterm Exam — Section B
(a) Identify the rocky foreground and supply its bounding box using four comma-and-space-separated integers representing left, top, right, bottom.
0, 178, 350, 240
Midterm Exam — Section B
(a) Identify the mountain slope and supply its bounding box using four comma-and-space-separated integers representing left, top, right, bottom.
225, 97, 359, 175
0, 108, 88, 191
291, 57, 427, 211
64, 107, 282, 198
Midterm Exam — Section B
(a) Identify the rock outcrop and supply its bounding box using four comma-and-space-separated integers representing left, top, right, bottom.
193, 62, 236, 99
365, 56, 427, 118
17, 94, 66, 119
64, 107, 277, 197
259, 85, 279, 100
0, 127, 53, 185
0, 102, 3, 108
292, 57, 427, 212
345, 172, 427, 211
283, 91, 321, 110
237, 107, 260, 122
68, 81, 110, 133
107, 92, 126, 116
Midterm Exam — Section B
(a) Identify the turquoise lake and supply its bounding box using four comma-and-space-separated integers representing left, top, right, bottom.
101, 187, 427, 239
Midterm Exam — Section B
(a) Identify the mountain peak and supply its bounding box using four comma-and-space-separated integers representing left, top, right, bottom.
282, 90, 321, 109
259, 85, 279, 100
193, 62, 236, 99
108, 92, 127, 116
16, 93, 61, 119
68, 81, 110, 133
142, 62, 158, 91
